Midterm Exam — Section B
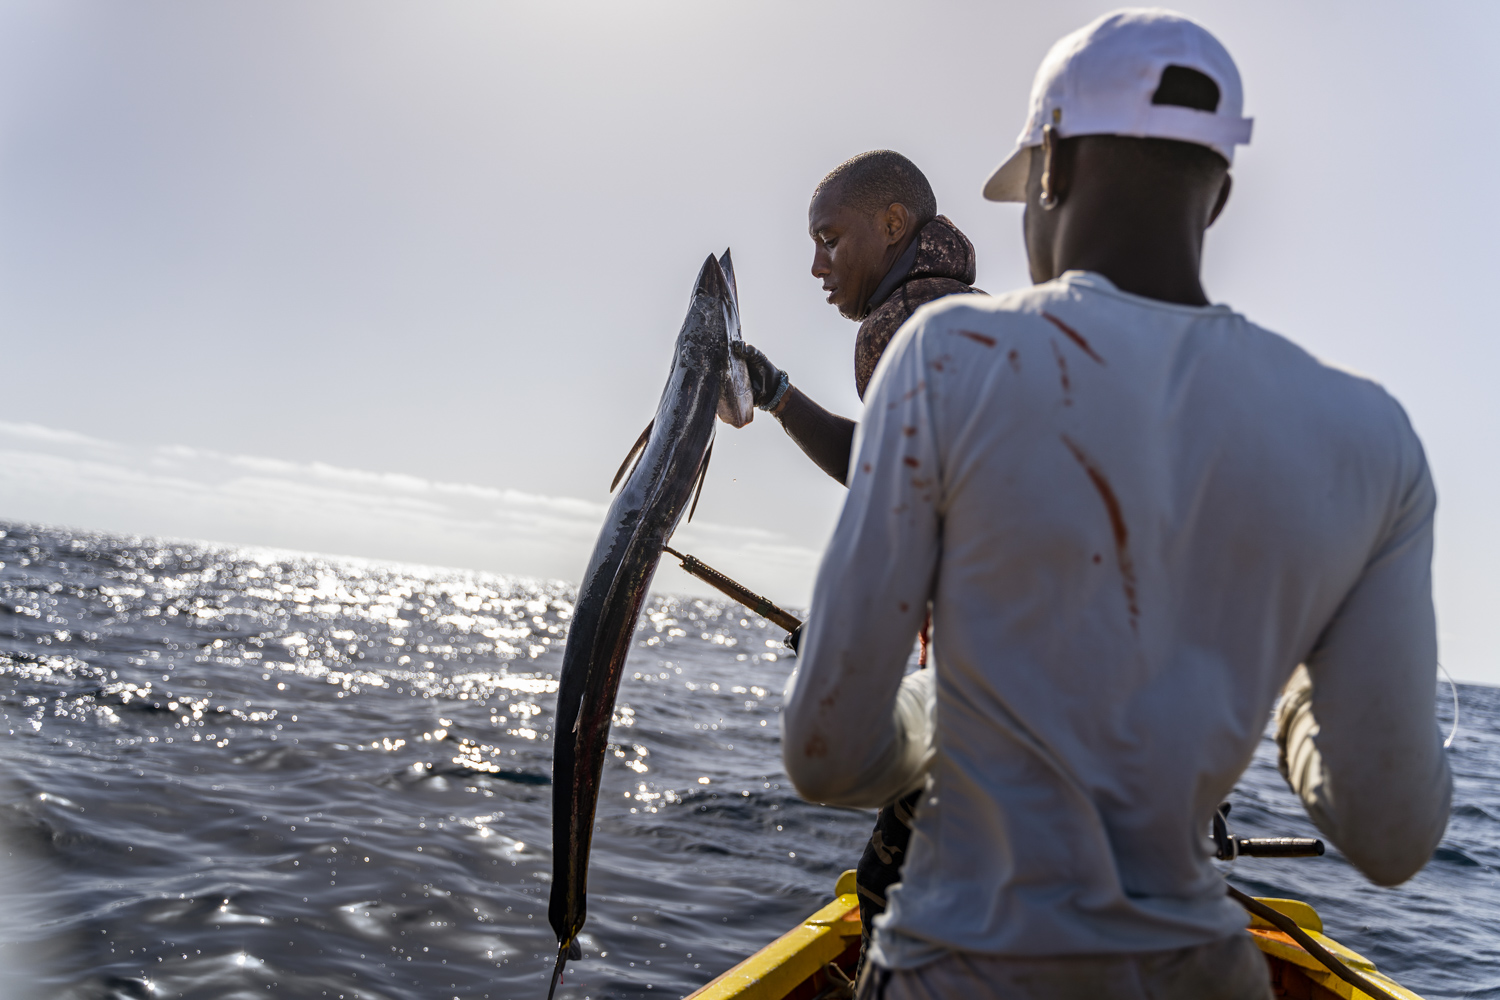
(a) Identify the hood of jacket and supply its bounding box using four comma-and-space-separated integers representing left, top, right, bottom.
854, 215, 981, 398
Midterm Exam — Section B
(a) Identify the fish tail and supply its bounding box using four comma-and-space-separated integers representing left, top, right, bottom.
547, 940, 569, 1000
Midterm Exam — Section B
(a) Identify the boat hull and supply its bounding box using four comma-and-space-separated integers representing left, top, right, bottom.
685, 874, 1427, 1000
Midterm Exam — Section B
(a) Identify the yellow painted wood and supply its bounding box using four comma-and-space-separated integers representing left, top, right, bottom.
683, 877, 861, 1000
1249, 926, 1376, 973
1247, 896, 1323, 933
1300, 964, 1428, 1000
683, 882, 1430, 1000
1246, 896, 1428, 1000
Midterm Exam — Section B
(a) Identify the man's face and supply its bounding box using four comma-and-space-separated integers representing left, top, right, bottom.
808, 186, 894, 321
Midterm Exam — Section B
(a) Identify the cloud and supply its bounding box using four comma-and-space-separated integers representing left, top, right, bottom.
0, 422, 819, 604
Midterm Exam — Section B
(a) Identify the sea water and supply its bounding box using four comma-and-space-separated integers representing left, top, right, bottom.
0, 522, 1494, 999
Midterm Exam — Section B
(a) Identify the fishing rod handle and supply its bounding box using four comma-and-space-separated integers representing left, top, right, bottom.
1232, 837, 1325, 858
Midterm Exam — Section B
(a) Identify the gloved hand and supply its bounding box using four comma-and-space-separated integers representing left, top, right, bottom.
734, 341, 790, 411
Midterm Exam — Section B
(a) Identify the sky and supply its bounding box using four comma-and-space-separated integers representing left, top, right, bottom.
0, 0, 1496, 683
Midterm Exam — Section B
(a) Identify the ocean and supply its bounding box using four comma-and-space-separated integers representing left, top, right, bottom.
0, 522, 1494, 1000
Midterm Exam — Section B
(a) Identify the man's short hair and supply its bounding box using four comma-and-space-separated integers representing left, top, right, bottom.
817, 151, 938, 227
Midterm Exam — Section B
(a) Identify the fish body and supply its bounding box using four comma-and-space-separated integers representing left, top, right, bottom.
547, 251, 746, 993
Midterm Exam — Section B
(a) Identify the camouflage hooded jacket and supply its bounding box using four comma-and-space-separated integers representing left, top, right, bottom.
853, 214, 983, 399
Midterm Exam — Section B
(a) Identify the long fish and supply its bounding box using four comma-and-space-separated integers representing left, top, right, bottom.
547, 251, 750, 997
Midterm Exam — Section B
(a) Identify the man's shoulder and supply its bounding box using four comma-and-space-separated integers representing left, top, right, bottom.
902, 281, 1416, 430
898, 282, 1055, 337
856, 280, 983, 398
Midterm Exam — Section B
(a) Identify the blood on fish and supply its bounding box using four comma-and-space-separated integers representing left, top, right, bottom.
1043, 313, 1105, 365
957, 330, 997, 347
900, 602, 910, 613
804, 734, 828, 758
1062, 435, 1139, 631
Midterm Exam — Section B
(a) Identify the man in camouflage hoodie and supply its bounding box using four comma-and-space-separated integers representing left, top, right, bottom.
740, 150, 982, 485
736, 149, 983, 963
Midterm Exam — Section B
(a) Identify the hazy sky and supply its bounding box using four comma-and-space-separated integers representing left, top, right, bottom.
0, 0, 1496, 684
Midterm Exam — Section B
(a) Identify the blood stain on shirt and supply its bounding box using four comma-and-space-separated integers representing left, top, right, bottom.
1007, 349, 1021, 373
1062, 434, 1140, 632
904, 426, 918, 437
863, 463, 873, 474
888, 381, 927, 410
903, 457, 920, 468
1051, 339, 1073, 406
899, 602, 910, 613
956, 330, 997, 347
1043, 313, 1105, 365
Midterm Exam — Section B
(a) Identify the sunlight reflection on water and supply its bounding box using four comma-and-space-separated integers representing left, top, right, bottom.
0, 522, 1496, 1000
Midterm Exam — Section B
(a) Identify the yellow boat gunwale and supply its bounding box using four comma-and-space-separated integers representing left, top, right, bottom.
683, 874, 1428, 1000
683, 871, 862, 1000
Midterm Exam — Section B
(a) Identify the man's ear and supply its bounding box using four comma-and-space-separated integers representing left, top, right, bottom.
1207, 173, 1233, 228
1039, 124, 1067, 210
882, 202, 912, 245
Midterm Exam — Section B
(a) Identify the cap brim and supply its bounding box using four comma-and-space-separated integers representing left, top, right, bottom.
982, 146, 1031, 202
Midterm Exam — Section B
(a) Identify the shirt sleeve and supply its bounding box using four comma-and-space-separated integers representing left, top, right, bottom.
781, 322, 942, 809
1275, 425, 1452, 886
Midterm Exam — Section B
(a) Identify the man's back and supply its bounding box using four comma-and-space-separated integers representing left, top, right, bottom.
785, 271, 1450, 961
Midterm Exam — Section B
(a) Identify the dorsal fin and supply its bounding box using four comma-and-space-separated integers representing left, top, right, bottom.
609, 420, 654, 492
687, 441, 713, 522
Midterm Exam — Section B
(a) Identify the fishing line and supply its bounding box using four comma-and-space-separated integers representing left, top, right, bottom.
1438, 660, 1460, 749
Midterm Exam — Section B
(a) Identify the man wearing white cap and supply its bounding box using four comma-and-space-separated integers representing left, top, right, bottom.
781, 10, 1452, 1000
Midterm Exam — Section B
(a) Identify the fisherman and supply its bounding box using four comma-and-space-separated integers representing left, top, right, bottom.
734, 149, 982, 955
781, 10, 1453, 1000
738, 151, 981, 484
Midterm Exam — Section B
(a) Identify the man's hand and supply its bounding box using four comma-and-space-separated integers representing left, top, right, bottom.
735, 341, 790, 411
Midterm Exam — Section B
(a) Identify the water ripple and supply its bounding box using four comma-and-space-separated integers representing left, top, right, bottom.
0, 522, 1495, 999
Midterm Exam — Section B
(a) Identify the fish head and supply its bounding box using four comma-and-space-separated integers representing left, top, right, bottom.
714, 249, 754, 429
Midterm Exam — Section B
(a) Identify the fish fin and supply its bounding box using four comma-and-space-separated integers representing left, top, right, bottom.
687, 442, 713, 522
548, 941, 569, 1000
609, 419, 654, 492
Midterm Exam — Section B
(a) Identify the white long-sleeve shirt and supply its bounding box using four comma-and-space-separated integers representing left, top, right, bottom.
782, 271, 1452, 965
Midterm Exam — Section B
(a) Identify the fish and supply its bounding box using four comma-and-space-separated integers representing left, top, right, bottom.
547, 250, 749, 997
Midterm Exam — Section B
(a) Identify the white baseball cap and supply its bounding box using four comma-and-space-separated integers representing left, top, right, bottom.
983, 9, 1252, 202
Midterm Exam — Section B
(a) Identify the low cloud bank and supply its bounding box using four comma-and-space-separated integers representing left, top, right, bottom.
0, 422, 819, 606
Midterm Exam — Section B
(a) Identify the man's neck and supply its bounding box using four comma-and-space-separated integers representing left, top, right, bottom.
1061, 251, 1209, 306
1052, 214, 1209, 307
863, 227, 924, 316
